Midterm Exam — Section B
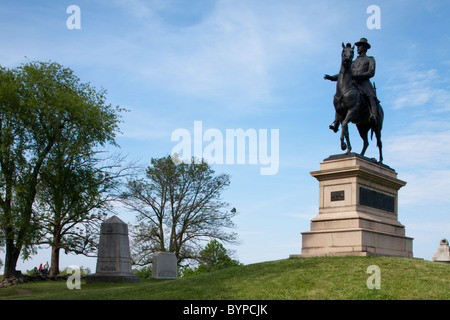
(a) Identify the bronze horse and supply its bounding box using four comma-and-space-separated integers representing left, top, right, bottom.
325, 43, 384, 162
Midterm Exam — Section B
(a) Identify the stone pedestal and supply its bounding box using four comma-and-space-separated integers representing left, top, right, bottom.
86, 216, 141, 283
292, 153, 413, 258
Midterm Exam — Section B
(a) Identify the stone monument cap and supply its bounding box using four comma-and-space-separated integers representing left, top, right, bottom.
100, 215, 128, 235
105, 215, 125, 224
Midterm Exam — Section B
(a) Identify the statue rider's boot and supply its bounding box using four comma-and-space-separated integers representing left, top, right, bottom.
329, 120, 339, 133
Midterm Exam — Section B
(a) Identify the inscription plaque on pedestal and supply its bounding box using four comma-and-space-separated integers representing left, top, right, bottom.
331, 190, 345, 201
359, 187, 395, 213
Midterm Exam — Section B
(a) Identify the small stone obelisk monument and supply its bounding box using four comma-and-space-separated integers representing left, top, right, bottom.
86, 216, 141, 283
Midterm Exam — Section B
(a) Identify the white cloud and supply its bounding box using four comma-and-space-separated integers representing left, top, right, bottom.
381, 64, 450, 210
78, 1, 352, 114
385, 129, 450, 169
110, 0, 153, 19
1, 1, 359, 116
398, 169, 450, 207
384, 124, 450, 210
385, 67, 450, 111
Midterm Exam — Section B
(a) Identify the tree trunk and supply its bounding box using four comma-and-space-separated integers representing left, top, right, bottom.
2, 240, 20, 280
2, 142, 55, 280
49, 242, 60, 277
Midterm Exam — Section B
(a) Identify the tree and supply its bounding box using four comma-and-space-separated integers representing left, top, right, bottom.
35, 151, 129, 276
0, 61, 122, 279
120, 155, 238, 266
0, 243, 4, 270
198, 239, 241, 270
182, 239, 241, 277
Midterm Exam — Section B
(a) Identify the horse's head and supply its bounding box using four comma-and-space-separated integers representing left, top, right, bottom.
341, 42, 354, 67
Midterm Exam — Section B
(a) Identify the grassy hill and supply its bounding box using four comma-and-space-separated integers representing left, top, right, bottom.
0, 256, 449, 300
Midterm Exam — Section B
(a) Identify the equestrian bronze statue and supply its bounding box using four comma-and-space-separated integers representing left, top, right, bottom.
324, 38, 384, 162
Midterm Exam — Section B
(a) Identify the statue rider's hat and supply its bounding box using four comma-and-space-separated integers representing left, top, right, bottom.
355, 38, 371, 49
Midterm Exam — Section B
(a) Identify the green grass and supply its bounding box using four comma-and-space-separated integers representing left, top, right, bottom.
1, 256, 449, 300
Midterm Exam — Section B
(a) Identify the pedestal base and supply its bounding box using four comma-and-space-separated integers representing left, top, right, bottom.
300, 227, 413, 258
291, 153, 413, 258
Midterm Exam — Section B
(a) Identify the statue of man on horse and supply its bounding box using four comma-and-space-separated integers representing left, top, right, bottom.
324, 38, 384, 162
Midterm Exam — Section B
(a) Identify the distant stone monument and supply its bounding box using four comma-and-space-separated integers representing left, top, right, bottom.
151, 252, 178, 279
432, 239, 450, 264
290, 153, 413, 258
86, 216, 141, 283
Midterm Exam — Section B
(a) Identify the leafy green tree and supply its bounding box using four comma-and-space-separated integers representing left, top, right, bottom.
132, 265, 153, 280
120, 155, 238, 266
198, 239, 241, 271
182, 240, 241, 277
0, 61, 122, 279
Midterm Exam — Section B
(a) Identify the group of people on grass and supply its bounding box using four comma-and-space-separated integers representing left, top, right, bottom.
34, 261, 49, 275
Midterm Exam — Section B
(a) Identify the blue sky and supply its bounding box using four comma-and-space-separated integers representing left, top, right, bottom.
1, 0, 450, 272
